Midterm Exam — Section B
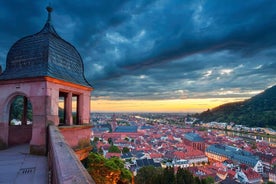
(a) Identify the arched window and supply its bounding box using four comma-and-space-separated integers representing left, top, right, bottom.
9, 95, 32, 125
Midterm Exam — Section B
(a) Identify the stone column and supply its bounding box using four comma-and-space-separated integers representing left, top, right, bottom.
65, 92, 72, 125
78, 94, 83, 124
22, 96, 28, 125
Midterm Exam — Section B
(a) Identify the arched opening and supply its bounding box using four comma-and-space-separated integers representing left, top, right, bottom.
8, 95, 33, 146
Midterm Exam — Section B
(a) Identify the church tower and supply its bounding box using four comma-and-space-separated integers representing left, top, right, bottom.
0, 7, 93, 154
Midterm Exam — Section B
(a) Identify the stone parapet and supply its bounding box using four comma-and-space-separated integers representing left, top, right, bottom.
48, 125, 95, 184
59, 124, 92, 148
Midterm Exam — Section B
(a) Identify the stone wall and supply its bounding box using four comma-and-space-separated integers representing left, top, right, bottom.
8, 125, 32, 145
59, 125, 92, 148
48, 125, 95, 184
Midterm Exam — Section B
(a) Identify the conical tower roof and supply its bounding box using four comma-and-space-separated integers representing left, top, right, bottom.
0, 6, 91, 88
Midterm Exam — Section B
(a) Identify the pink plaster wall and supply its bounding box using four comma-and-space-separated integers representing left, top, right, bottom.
46, 80, 92, 125
0, 77, 92, 154
0, 79, 48, 149
59, 125, 92, 148
8, 125, 32, 145
0, 123, 8, 143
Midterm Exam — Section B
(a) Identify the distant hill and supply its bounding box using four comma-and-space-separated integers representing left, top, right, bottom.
197, 85, 276, 128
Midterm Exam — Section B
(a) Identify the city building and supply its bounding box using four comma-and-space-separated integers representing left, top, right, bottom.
184, 132, 205, 151
269, 167, 276, 183
206, 144, 263, 173
172, 159, 189, 168
254, 152, 276, 171
235, 168, 262, 184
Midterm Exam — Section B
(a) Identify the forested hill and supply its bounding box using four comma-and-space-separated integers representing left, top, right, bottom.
197, 85, 276, 128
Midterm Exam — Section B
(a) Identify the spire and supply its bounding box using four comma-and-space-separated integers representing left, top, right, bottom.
46, 6, 53, 24
40, 5, 59, 37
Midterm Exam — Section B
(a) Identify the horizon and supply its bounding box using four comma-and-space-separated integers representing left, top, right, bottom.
1, 1, 276, 112
90, 97, 248, 113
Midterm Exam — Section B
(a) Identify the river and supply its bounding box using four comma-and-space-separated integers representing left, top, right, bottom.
216, 130, 276, 145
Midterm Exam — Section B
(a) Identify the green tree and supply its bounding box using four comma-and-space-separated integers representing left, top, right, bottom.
201, 176, 214, 184
122, 147, 130, 154
135, 166, 163, 184
183, 169, 194, 184
10, 96, 32, 123
163, 167, 175, 184
93, 137, 99, 142
124, 137, 129, 142
194, 176, 201, 184
176, 167, 185, 184
108, 137, 113, 145
108, 145, 121, 153
87, 153, 132, 184
98, 146, 103, 155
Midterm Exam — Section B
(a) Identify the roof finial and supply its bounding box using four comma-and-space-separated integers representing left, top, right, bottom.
46, 5, 53, 23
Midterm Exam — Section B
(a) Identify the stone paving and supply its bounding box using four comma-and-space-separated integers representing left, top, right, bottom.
0, 144, 48, 184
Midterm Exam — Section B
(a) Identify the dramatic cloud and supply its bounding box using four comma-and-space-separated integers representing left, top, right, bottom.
0, 0, 276, 101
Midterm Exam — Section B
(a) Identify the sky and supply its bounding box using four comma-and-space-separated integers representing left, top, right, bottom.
0, 0, 276, 112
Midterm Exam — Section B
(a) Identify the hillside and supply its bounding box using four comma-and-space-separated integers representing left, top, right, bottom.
197, 86, 276, 128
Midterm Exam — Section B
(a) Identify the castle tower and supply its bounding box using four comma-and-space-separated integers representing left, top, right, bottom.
0, 7, 93, 154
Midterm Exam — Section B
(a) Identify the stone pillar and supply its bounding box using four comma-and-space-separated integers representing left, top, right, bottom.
78, 94, 83, 124
65, 92, 72, 125
22, 96, 28, 125
29, 96, 47, 155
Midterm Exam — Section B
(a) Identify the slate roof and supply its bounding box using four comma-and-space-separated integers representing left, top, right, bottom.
140, 125, 153, 130
136, 158, 161, 168
121, 152, 133, 159
114, 126, 138, 133
206, 144, 260, 167
185, 132, 204, 142
0, 7, 91, 88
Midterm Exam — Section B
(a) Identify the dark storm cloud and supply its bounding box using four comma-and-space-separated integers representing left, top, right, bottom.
0, 0, 276, 100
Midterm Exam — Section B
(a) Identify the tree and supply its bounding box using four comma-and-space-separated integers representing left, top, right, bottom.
135, 166, 163, 184
202, 176, 214, 184
108, 145, 121, 153
176, 167, 185, 184
122, 147, 130, 154
98, 146, 103, 155
87, 153, 132, 184
124, 137, 129, 142
194, 176, 201, 184
183, 169, 194, 184
108, 137, 113, 145
163, 167, 175, 184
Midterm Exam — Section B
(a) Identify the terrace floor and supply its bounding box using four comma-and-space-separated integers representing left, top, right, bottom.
0, 144, 48, 184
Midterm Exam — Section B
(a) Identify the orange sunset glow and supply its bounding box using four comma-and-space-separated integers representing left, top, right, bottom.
90, 97, 247, 113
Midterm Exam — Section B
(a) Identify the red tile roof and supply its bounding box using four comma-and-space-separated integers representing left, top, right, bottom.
243, 168, 261, 180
